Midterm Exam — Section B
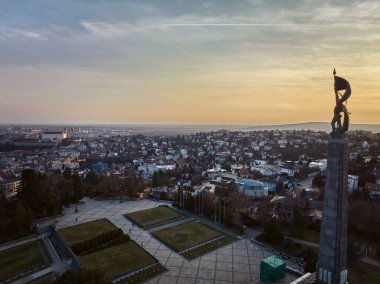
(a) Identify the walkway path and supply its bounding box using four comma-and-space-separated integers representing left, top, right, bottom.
11, 267, 53, 284
0, 235, 40, 252
42, 238, 61, 264
285, 237, 319, 249
360, 256, 380, 268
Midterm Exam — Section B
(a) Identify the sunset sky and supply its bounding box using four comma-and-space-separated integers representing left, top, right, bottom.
1, 0, 380, 125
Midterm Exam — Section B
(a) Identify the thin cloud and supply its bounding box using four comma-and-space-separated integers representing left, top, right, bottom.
166, 22, 331, 27
0, 27, 41, 40
1, 0, 380, 124
80, 21, 132, 38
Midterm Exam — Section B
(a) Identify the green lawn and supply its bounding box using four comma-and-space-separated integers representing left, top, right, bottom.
0, 240, 48, 282
152, 221, 221, 252
290, 229, 320, 243
115, 263, 167, 284
80, 241, 157, 279
59, 218, 117, 246
126, 206, 183, 228
182, 235, 235, 260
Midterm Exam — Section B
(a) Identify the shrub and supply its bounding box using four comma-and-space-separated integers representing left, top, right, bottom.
255, 219, 284, 245
172, 202, 179, 208
71, 229, 125, 255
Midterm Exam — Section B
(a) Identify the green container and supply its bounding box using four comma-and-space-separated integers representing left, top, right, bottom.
260, 255, 286, 282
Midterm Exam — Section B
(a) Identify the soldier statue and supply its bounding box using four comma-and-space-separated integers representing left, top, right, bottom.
331, 69, 351, 133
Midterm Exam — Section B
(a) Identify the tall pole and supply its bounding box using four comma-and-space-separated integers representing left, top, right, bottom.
219, 200, 221, 225
223, 198, 226, 226
200, 191, 203, 219
180, 186, 182, 209
179, 186, 182, 209
201, 191, 204, 219
195, 192, 197, 215
199, 192, 201, 216
214, 203, 217, 223
183, 188, 185, 209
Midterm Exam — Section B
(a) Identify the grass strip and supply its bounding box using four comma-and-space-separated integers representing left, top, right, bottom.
181, 236, 235, 260
152, 221, 221, 252
80, 241, 156, 279
115, 263, 167, 284
0, 240, 48, 282
125, 206, 183, 228
59, 218, 117, 246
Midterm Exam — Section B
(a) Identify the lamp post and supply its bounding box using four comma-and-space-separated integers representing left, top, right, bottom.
119, 185, 123, 203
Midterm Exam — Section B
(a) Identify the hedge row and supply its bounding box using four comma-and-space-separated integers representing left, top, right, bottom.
71, 228, 126, 255
115, 263, 167, 284
80, 234, 131, 256
182, 236, 234, 260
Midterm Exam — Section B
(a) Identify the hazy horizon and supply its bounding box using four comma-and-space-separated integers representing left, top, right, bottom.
1, 1, 380, 125
3, 122, 380, 135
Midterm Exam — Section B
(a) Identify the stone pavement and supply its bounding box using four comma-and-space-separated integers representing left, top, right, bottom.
44, 198, 300, 284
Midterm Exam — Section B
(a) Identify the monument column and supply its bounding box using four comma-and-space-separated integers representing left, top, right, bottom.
316, 133, 348, 284
317, 70, 351, 284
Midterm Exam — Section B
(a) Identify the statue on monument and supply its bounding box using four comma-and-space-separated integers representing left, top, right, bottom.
331, 69, 351, 133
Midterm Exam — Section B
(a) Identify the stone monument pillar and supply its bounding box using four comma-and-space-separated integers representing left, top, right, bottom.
317, 70, 351, 284
316, 133, 348, 284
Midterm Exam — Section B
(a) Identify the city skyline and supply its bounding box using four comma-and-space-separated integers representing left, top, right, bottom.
1, 0, 380, 124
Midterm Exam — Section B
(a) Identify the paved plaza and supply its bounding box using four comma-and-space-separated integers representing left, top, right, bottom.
49, 198, 300, 284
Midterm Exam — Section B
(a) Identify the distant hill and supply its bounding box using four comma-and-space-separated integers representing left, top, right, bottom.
125, 122, 380, 134
242, 122, 380, 133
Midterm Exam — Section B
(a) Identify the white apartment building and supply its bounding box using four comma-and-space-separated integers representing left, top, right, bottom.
347, 175, 359, 195
42, 131, 68, 141
0, 179, 21, 199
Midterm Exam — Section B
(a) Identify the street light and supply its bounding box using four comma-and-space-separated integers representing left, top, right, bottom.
118, 184, 122, 203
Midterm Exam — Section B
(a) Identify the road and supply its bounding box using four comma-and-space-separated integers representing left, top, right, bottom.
292, 175, 316, 198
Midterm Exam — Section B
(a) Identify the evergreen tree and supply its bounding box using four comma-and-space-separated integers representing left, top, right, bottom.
13, 202, 33, 234
86, 170, 99, 187
72, 173, 84, 201
20, 169, 45, 217
63, 168, 72, 179
292, 204, 305, 231
263, 218, 283, 245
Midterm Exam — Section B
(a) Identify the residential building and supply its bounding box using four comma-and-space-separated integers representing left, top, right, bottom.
236, 178, 268, 198
347, 175, 359, 195
0, 179, 21, 199
42, 131, 67, 141
365, 182, 380, 198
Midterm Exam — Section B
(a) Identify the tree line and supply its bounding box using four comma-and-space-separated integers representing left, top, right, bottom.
0, 169, 146, 244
